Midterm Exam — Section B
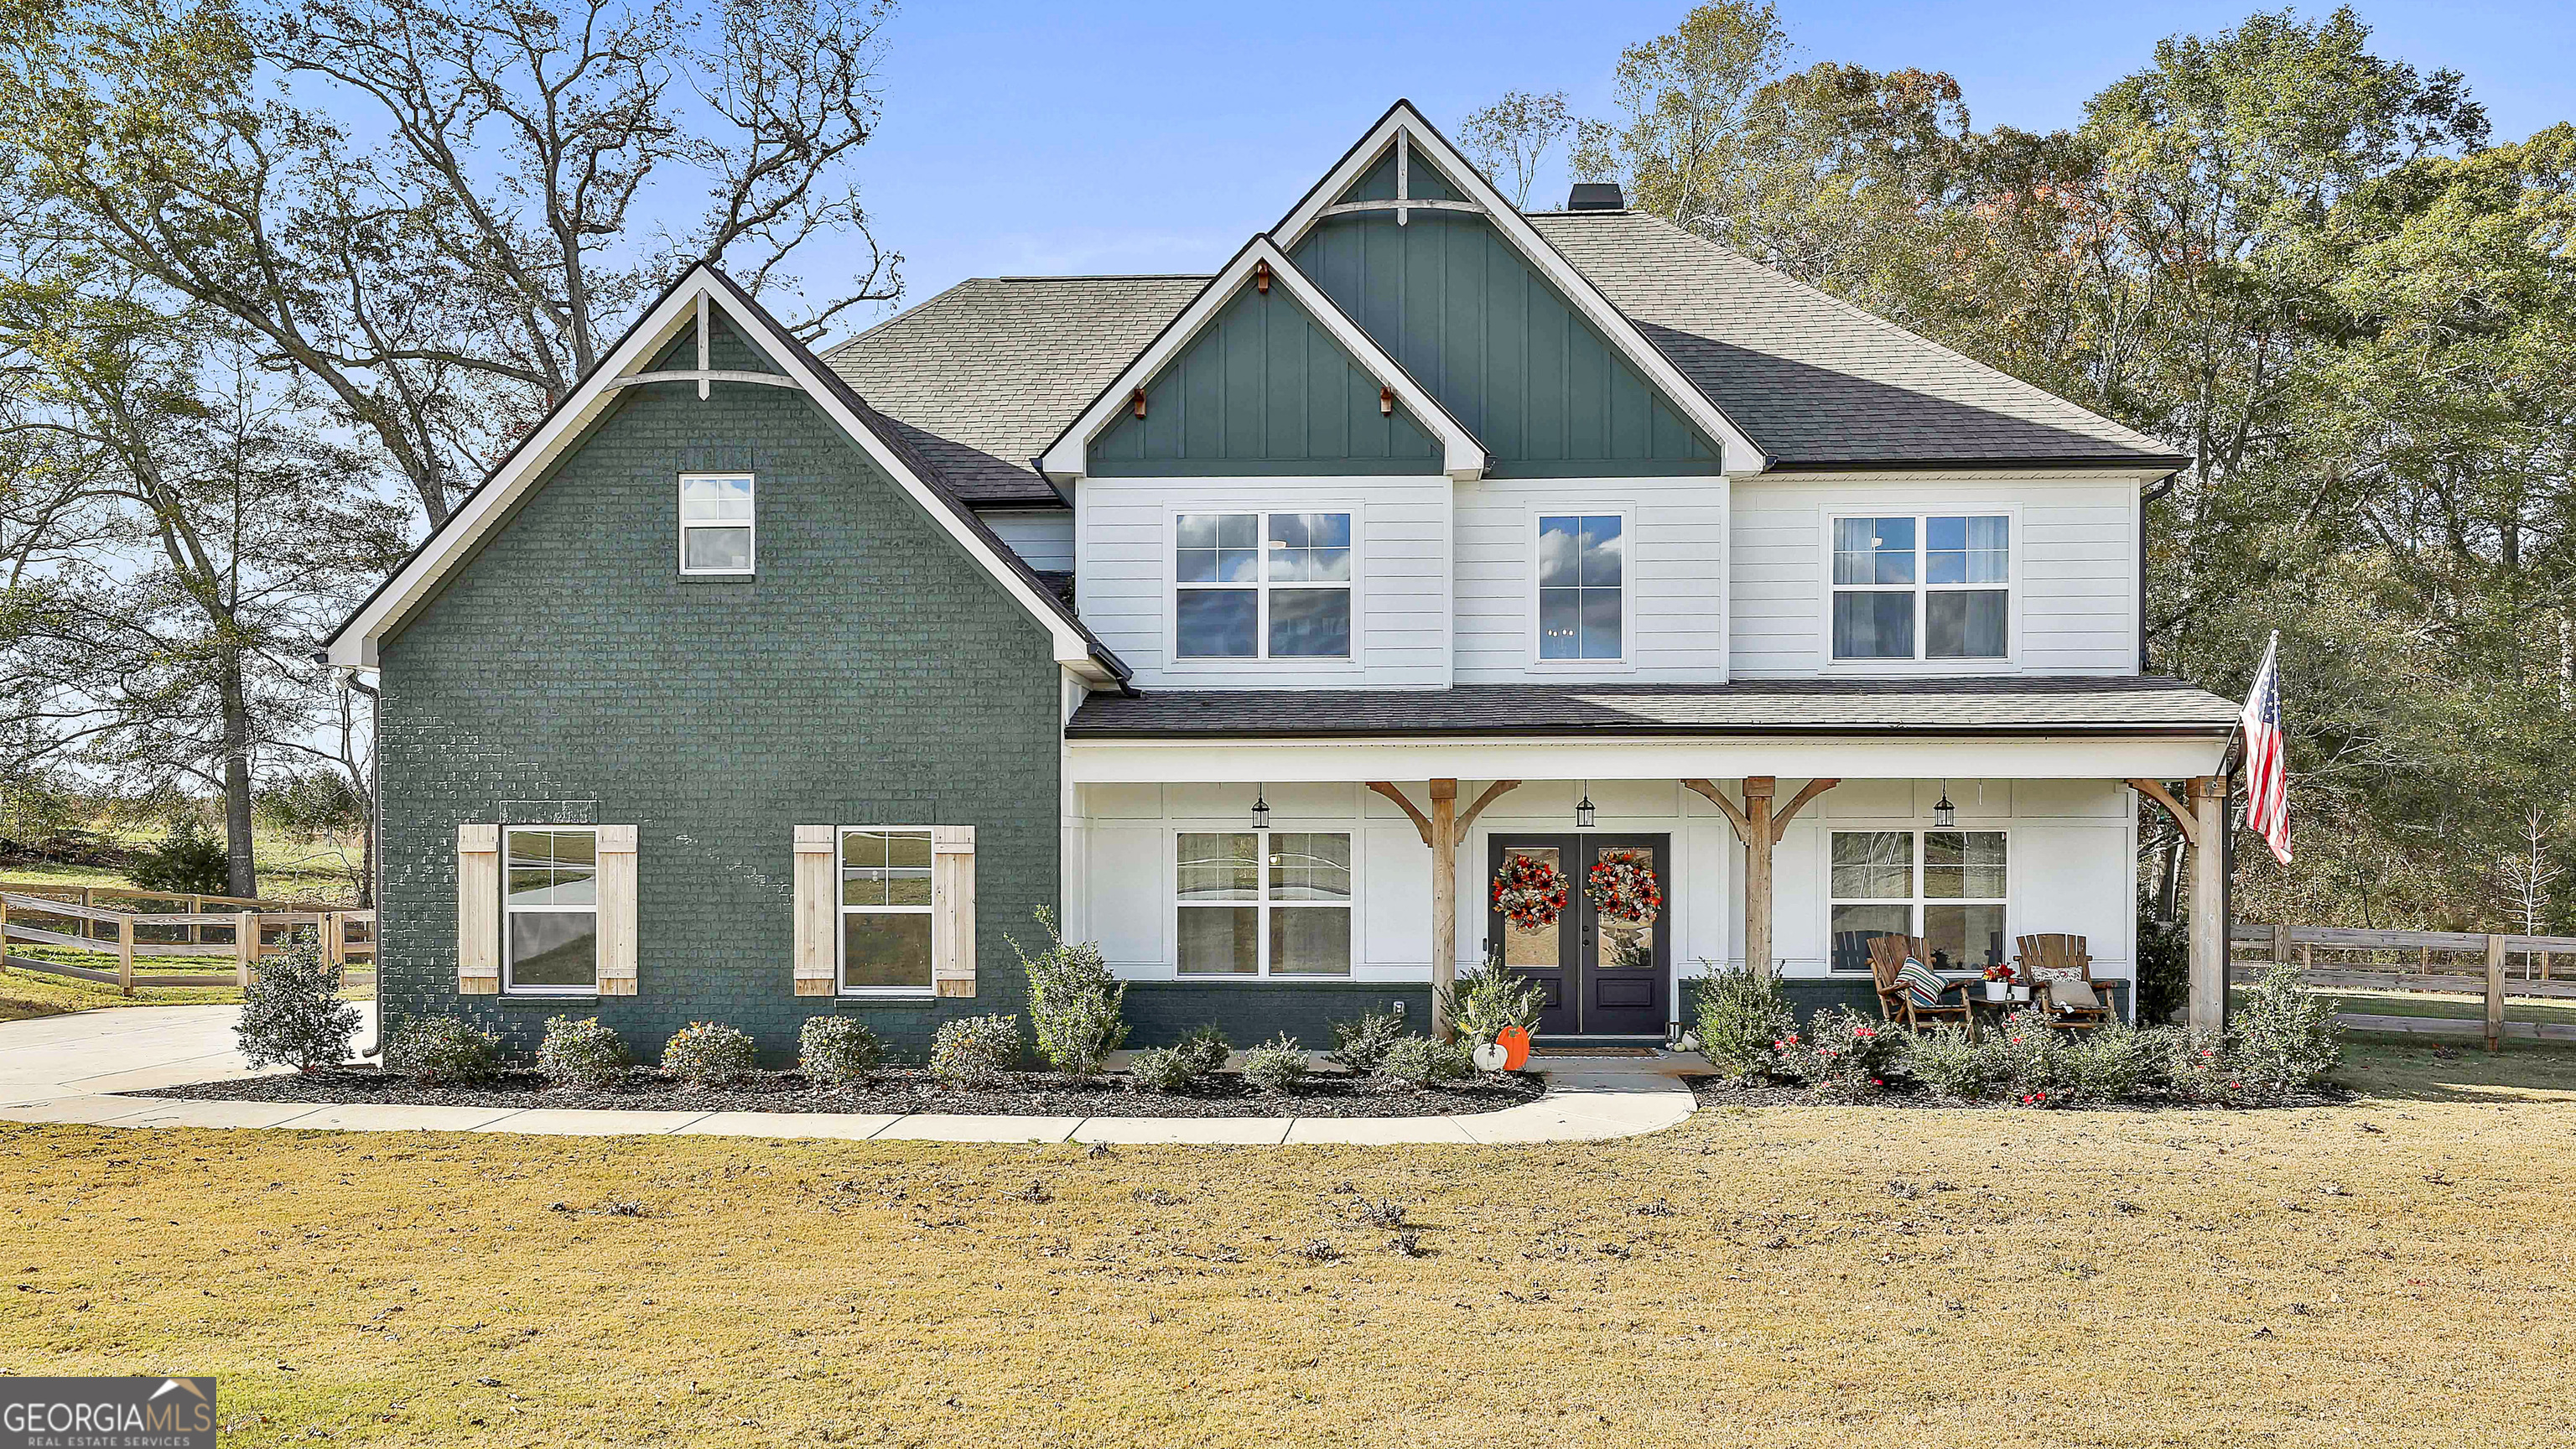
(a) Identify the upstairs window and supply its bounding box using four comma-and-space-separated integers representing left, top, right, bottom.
680, 474, 755, 575
1174, 512, 1351, 660
1832, 514, 2008, 661
1536, 513, 1625, 661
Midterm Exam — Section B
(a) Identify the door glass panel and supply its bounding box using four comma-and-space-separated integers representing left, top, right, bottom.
1594, 844, 1656, 967
1498, 847, 1563, 968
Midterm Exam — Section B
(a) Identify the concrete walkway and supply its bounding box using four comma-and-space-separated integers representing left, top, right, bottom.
0, 1004, 1697, 1145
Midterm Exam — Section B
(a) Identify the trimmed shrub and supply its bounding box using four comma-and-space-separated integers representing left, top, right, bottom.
2147, 1026, 2232, 1104
1773, 1007, 1898, 1101
798, 1015, 886, 1087
1988, 1008, 2070, 1105
928, 1014, 1021, 1089
1901, 1024, 1996, 1101
536, 1015, 631, 1088
1011, 907, 1126, 1076
1694, 960, 1796, 1079
386, 1015, 502, 1085
2059, 1023, 2154, 1105
1327, 1010, 1407, 1072
235, 942, 359, 1073
2134, 896, 2190, 1026
662, 1021, 758, 1087
1441, 952, 1544, 1044
1240, 1032, 1311, 1092
1180, 1023, 1233, 1072
129, 817, 231, 895
1127, 1044, 1210, 1093
2227, 961, 2344, 1103
1378, 1035, 1472, 1088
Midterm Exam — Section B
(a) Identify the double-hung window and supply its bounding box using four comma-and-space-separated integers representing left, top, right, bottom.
1174, 512, 1351, 659
504, 827, 598, 992
839, 828, 933, 993
1831, 514, 2008, 660
1175, 830, 1352, 976
1827, 829, 2008, 972
1536, 513, 1624, 661
680, 473, 755, 575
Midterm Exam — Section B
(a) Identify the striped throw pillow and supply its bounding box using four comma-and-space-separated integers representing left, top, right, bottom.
1897, 958, 1948, 1008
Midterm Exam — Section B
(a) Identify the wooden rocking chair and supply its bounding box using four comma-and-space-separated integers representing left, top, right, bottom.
1867, 933, 1973, 1031
2014, 933, 2112, 1029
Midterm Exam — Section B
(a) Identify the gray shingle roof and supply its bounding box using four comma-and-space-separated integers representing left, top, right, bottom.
823, 275, 1208, 504
1067, 677, 2237, 738
1524, 210, 2184, 470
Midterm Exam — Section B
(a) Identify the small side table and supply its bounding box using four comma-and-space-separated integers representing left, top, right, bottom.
1966, 990, 2034, 1037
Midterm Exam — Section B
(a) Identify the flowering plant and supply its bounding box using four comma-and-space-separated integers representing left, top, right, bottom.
1490, 853, 1569, 932
1982, 962, 2018, 983
1585, 849, 1664, 926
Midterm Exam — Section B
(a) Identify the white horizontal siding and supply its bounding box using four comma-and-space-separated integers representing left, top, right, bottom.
1729, 473, 2143, 678
1073, 475, 1452, 688
976, 509, 1075, 573
1453, 476, 1730, 683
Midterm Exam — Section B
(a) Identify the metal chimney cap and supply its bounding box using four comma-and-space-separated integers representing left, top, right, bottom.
1567, 182, 1627, 211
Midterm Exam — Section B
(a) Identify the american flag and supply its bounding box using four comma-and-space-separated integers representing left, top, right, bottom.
2240, 631, 2292, 865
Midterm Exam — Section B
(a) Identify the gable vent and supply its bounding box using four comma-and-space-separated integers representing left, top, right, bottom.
1567, 182, 1626, 211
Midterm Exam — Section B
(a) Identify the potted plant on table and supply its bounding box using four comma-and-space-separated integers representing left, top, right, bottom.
1981, 962, 2017, 1002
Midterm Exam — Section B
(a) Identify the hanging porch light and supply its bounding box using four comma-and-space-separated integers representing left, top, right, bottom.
1251, 783, 1270, 830
1576, 780, 1597, 829
1933, 780, 1956, 829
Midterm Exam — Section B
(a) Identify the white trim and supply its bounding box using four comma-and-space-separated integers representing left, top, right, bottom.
1822, 826, 2012, 975
678, 471, 756, 578
1526, 506, 1633, 672
502, 824, 600, 996
1163, 503, 1364, 674
1173, 826, 1355, 979
1272, 103, 1768, 475
1819, 506, 2023, 672
836, 825, 938, 998
1038, 237, 1485, 485
1067, 735, 2232, 786
324, 267, 1116, 684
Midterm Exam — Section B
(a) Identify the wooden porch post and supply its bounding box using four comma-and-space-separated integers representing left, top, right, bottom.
2188, 775, 2229, 1036
1429, 779, 1458, 1040
1742, 778, 1777, 972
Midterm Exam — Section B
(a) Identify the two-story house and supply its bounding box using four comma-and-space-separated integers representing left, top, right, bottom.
324, 102, 2241, 1058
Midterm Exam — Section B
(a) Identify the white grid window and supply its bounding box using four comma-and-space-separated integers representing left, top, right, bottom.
1176, 830, 1352, 976
1827, 829, 2008, 972
1536, 513, 1625, 661
1174, 512, 1351, 659
504, 827, 597, 994
839, 828, 932, 994
1831, 514, 2008, 660
681, 474, 755, 575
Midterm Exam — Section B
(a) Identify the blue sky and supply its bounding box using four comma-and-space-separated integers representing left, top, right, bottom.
806, 1, 2573, 337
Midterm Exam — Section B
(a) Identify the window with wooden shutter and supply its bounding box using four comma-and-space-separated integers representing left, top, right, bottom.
456, 823, 500, 995
596, 824, 638, 995
932, 825, 977, 998
792, 825, 837, 996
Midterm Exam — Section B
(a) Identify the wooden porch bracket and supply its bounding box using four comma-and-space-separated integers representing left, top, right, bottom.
1681, 779, 1750, 841
1769, 777, 1841, 844
2125, 778, 2199, 849
1367, 782, 1436, 847
1452, 780, 1520, 845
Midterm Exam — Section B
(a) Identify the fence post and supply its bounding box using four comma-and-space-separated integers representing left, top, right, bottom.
2272, 923, 2292, 969
2485, 933, 2506, 1055
235, 910, 258, 989
323, 911, 344, 970
116, 913, 134, 996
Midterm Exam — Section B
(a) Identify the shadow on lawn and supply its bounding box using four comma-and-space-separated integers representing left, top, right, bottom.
2327, 1033, 2576, 1104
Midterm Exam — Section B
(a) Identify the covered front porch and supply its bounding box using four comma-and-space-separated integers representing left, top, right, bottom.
1060, 678, 2241, 1045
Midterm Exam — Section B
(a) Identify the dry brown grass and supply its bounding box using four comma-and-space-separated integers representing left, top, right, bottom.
3, 1037, 2572, 1448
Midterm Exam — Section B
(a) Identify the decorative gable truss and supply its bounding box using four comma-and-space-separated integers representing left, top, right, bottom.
1038, 236, 1488, 485
322, 265, 1129, 687
1270, 101, 1768, 475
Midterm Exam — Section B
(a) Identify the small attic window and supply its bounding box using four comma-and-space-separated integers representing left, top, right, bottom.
679, 473, 755, 575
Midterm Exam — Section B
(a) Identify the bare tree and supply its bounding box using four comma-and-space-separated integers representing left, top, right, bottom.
1457, 90, 1571, 208
2496, 806, 2561, 937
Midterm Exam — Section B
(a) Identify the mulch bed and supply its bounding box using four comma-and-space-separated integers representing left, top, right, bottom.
1685, 1075, 2346, 1112
136, 1066, 1548, 1119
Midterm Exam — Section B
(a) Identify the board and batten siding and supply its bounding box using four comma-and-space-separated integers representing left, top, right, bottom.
977, 509, 1075, 573
1729, 472, 2143, 677
1452, 475, 1729, 683
1072, 475, 1452, 688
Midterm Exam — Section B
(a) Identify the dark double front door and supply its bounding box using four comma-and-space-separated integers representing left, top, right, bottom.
1485, 834, 1670, 1037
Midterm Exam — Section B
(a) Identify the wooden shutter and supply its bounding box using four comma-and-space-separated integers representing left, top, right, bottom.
932, 824, 977, 998
456, 823, 500, 995
595, 824, 637, 995
792, 825, 837, 996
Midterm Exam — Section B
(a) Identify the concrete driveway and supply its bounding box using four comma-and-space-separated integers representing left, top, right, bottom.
0, 1004, 376, 1111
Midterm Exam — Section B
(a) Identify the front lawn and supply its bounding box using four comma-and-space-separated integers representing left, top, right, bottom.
2, 1037, 2569, 1446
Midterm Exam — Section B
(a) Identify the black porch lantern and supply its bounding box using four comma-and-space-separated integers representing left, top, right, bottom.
1576, 781, 1597, 829
1251, 785, 1270, 829
1933, 781, 1956, 829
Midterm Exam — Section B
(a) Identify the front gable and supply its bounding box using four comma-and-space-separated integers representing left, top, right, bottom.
1088, 269, 1443, 475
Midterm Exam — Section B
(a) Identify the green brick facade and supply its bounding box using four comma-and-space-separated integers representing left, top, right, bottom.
376, 335, 1063, 1066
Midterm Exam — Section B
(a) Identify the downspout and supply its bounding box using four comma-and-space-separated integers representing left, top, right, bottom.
2139, 472, 2178, 673
324, 655, 386, 1061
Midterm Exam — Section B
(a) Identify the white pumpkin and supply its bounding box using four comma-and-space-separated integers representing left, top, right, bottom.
1472, 1041, 1509, 1073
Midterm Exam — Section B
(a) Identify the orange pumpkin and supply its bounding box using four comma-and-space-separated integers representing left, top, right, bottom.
1496, 1025, 1532, 1071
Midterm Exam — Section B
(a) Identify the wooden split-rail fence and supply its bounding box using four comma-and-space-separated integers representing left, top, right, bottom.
2231, 921, 2576, 1054
0, 880, 374, 995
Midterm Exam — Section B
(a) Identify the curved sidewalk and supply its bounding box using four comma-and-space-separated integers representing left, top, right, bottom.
0, 1005, 1696, 1145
